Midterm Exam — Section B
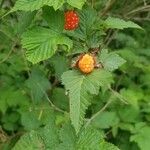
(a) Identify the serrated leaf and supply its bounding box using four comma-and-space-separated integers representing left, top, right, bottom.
22, 27, 73, 64
13, 119, 59, 150
77, 127, 103, 150
100, 140, 120, 150
12, 0, 64, 12
105, 17, 142, 30
56, 123, 76, 150
61, 69, 113, 133
67, 0, 86, 9
42, 6, 64, 33
12, 131, 43, 150
99, 49, 126, 71
26, 67, 51, 102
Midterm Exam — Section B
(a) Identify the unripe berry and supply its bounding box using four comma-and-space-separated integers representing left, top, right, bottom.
64, 10, 79, 30
78, 54, 95, 74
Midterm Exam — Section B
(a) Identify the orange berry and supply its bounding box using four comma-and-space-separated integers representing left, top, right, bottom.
78, 54, 95, 74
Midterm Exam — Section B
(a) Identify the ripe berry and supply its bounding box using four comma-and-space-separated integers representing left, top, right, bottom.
78, 54, 95, 74
64, 10, 79, 30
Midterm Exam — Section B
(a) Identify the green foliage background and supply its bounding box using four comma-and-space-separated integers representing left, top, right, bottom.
0, 0, 150, 150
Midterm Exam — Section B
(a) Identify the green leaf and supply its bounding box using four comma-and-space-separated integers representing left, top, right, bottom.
22, 27, 73, 64
0, 87, 30, 114
99, 49, 126, 71
92, 111, 119, 129
12, 0, 64, 11
13, 120, 59, 150
49, 54, 69, 80
67, 0, 86, 9
118, 106, 140, 123
12, 131, 44, 150
21, 111, 41, 130
105, 17, 142, 30
38, 124, 59, 149
131, 125, 150, 150
56, 123, 76, 150
26, 67, 51, 102
77, 127, 103, 150
62, 69, 113, 133
42, 6, 64, 33
100, 140, 120, 150
120, 89, 141, 108
51, 88, 69, 111
15, 11, 36, 35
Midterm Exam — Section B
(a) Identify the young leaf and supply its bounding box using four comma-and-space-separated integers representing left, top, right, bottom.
105, 17, 142, 30
12, 0, 64, 12
22, 27, 73, 64
99, 49, 126, 72
61, 69, 113, 133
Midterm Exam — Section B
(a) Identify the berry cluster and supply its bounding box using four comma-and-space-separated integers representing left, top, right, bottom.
64, 10, 79, 30
78, 54, 95, 74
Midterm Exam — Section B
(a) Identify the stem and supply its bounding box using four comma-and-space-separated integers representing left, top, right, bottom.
38, 83, 66, 113
0, 42, 16, 64
101, 0, 116, 17
109, 87, 128, 104
85, 98, 113, 128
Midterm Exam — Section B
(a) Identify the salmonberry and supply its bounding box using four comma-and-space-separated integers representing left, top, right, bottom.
64, 10, 79, 30
78, 54, 95, 74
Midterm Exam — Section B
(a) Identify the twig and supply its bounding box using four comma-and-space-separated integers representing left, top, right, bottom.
125, 5, 150, 16
0, 42, 16, 64
143, 0, 147, 6
38, 83, 66, 113
91, 0, 95, 8
85, 98, 113, 128
109, 87, 128, 104
101, 0, 116, 17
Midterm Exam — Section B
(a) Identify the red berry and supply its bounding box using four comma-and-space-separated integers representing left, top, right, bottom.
64, 10, 79, 30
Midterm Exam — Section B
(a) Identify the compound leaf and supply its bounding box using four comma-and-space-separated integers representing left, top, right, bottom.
62, 69, 112, 133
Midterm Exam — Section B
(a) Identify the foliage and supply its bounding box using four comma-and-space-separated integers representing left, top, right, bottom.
0, 0, 150, 150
